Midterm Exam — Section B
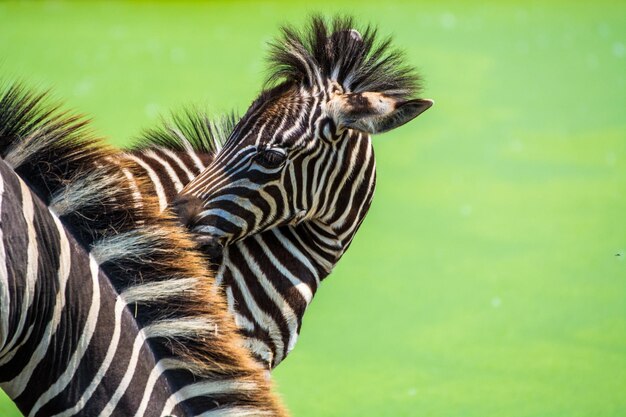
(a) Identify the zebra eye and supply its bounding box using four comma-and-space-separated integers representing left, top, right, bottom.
255, 148, 287, 169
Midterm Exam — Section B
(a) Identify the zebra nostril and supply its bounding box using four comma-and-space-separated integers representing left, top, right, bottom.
193, 234, 224, 259
172, 194, 205, 229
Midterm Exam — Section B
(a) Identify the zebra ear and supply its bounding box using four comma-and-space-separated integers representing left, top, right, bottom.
328, 92, 433, 134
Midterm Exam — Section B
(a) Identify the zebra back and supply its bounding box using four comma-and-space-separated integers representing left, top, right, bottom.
0, 84, 287, 416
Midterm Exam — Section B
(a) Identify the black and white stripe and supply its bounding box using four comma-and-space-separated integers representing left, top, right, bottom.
119, 121, 373, 369
121, 16, 432, 370
0, 84, 287, 416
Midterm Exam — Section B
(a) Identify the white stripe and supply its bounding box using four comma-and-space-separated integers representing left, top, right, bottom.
0, 324, 34, 366
143, 150, 184, 192
241, 337, 273, 367
49, 283, 124, 417
238, 243, 300, 354
271, 228, 322, 283
194, 224, 229, 237
288, 163, 299, 211
196, 208, 248, 229
200, 193, 265, 221
338, 167, 375, 241
225, 283, 264, 333
125, 154, 168, 211
198, 406, 276, 417
96, 326, 150, 417
224, 284, 236, 314
161, 380, 258, 416
234, 311, 256, 332
120, 166, 144, 210
299, 152, 312, 210
183, 147, 256, 195
252, 235, 313, 304
98, 318, 217, 417
105, 156, 143, 211
253, 120, 268, 147
228, 264, 285, 365
160, 148, 197, 181
197, 407, 274, 417
304, 223, 341, 253
214, 250, 229, 288
0, 180, 39, 360
0, 175, 8, 351
332, 142, 373, 229
132, 358, 181, 417
285, 226, 333, 274
174, 130, 207, 172
36, 255, 100, 416
1, 207, 71, 398
321, 136, 354, 217
309, 149, 326, 211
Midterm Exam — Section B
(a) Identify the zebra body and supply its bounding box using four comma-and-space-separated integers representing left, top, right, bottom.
0, 85, 286, 416
121, 16, 432, 370
0, 159, 179, 415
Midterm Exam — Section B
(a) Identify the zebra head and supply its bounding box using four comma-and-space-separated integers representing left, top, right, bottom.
176, 16, 432, 252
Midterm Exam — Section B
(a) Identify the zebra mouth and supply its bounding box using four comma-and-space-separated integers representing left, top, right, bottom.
192, 234, 224, 259
172, 194, 204, 229
172, 194, 234, 256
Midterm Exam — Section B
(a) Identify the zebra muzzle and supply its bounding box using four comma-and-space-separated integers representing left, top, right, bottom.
193, 234, 224, 259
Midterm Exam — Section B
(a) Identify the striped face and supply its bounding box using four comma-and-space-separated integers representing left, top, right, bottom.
176, 80, 432, 251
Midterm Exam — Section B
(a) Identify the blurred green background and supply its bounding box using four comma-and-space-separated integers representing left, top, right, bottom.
1, 1, 625, 416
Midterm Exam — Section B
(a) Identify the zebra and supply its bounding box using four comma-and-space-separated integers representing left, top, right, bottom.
0, 84, 287, 416
115, 16, 433, 370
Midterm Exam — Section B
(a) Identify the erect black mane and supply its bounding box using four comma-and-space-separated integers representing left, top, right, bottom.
266, 15, 421, 98
132, 107, 238, 154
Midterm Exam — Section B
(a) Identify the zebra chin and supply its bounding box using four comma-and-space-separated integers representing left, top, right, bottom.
191, 233, 224, 259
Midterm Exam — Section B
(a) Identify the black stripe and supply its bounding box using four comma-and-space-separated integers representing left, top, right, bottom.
0, 166, 27, 348
227, 246, 291, 360
0, 166, 61, 384
244, 237, 308, 329
220, 271, 278, 360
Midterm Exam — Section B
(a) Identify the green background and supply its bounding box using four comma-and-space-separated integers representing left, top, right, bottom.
1, 1, 625, 416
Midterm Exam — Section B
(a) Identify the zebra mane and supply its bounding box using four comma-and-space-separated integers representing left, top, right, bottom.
132, 108, 237, 154
0, 84, 286, 414
266, 15, 421, 98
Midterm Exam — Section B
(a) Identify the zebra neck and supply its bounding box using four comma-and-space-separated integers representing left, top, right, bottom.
311, 133, 377, 263
213, 219, 353, 369
295, 220, 348, 274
